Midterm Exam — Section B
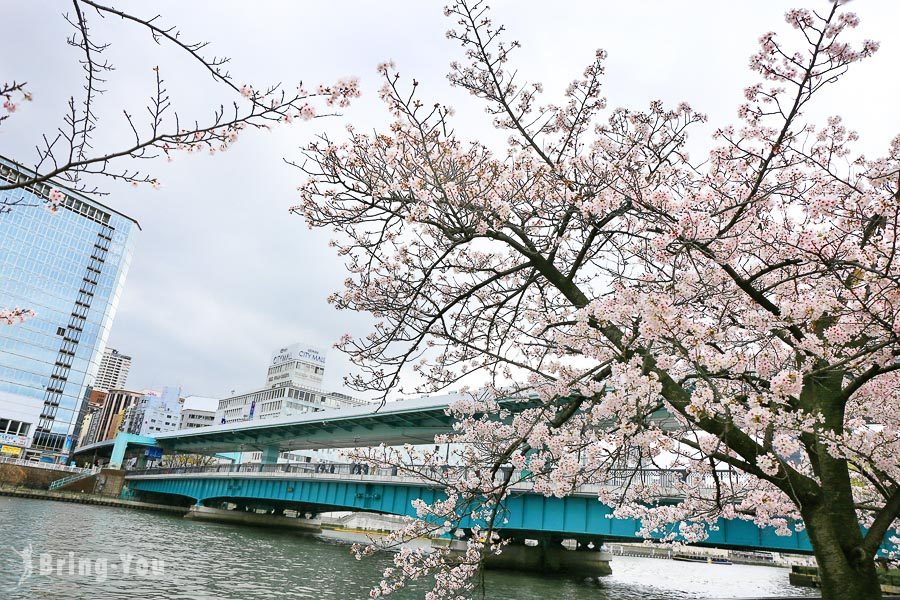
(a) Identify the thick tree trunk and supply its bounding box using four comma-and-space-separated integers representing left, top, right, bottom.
802, 503, 883, 600
797, 370, 883, 600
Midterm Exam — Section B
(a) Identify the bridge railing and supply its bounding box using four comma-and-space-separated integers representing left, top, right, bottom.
48, 465, 102, 490
603, 468, 750, 491
0, 455, 91, 474
131, 462, 421, 478
127, 461, 749, 491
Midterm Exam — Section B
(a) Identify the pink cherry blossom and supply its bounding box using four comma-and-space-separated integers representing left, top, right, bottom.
0, 308, 36, 325
293, 3, 898, 599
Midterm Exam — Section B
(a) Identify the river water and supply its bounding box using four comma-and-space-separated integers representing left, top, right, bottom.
0, 497, 815, 599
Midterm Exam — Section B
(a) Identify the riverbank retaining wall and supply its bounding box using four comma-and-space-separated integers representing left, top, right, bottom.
0, 484, 190, 514
0, 463, 72, 489
790, 565, 900, 595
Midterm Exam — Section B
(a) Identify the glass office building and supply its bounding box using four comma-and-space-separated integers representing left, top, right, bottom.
0, 156, 139, 462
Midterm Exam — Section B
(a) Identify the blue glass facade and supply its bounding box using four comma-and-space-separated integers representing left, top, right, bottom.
0, 157, 138, 461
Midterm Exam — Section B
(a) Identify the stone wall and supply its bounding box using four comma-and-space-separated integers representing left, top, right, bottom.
0, 464, 72, 489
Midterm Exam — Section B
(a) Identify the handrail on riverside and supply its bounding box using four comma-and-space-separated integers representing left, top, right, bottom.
127, 461, 749, 491
0, 455, 91, 474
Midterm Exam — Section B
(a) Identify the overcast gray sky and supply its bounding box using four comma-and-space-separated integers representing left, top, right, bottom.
2, 1, 898, 399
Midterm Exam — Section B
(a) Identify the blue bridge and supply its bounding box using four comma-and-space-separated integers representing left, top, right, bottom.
69, 395, 893, 558
125, 461, 817, 554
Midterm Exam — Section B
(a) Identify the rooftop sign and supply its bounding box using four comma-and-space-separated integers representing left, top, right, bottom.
270, 343, 327, 367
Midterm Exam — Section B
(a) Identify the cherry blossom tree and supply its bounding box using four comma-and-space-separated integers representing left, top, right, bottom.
158, 452, 220, 469
1, 0, 359, 323
294, 2, 899, 598
1, 0, 359, 202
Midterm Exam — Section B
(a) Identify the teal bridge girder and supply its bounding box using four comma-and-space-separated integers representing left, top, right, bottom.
132, 393, 677, 456
125, 465, 829, 554
72, 394, 675, 469
151, 394, 473, 455
73, 433, 160, 468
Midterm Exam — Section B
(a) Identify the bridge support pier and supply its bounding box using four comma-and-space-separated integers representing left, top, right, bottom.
449, 536, 612, 577
541, 539, 612, 577
260, 445, 280, 465
184, 505, 321, 532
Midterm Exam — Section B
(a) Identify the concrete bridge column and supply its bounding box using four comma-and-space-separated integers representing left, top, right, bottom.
184, 505, 322, 532
542, 538, 612, 577
466, 535, 611, 577
108, 433, 160, 469
109, 436, 128, 469
260, 445, 280, 465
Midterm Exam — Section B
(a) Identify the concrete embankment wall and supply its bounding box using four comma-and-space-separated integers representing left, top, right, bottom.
0, 463, 73, 489
607, 542, 813, 568
0, 463, 133, 497
0, 484, 189, 514
790, 565, 900, 595
52, 469, 126, 496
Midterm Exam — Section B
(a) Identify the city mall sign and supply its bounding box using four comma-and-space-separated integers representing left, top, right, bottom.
270, 343, 327, 367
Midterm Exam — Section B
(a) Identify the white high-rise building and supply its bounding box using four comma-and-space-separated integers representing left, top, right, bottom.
215, 342, 366, 425
121, 386, 182, 437
265, 343, 327, 389
94, 348, 132, 391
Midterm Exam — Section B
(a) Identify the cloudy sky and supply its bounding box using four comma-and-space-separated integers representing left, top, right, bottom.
2, 1, 898, 399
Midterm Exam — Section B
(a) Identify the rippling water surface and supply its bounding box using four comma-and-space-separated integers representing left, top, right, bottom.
0, 497, 816, 599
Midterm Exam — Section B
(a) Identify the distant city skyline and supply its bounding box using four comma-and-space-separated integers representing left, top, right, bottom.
1, 1, 898, 400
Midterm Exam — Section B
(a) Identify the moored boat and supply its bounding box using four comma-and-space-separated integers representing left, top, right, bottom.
672, 554, 733, 565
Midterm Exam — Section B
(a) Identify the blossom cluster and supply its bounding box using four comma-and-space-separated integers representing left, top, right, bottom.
294, 1, 899, 596
0, 308, 36, 325
150, 78, 360, 185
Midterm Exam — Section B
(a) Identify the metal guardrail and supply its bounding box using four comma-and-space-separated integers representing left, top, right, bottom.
604, 468, 750, 491
132, 462, 418, 478
48, 465, 102, 490
128, 461, 747, 491
0, 455, 91, 474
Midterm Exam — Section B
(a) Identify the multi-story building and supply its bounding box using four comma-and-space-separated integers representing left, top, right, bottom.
77, 410, 98, 448
90, 388, 142, 444
215, 386, 369, 424
0, 156, 139, 462
179, 396, 217, 429
215, 343, 367, 425
264, 343, 327, 389
94, 348, 131, 391
76, 389, 107, 447
120, 386, 182, 437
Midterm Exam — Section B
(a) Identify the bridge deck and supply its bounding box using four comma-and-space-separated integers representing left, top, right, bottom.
147, 394, 675, 455
126, 462, 743, 500
153, 394, 462, 454
125, 463, 819, 554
